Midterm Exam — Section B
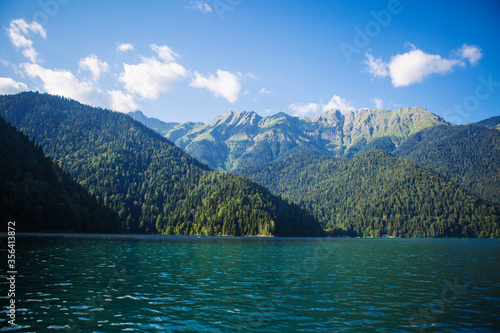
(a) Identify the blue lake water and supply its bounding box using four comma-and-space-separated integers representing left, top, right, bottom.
1, 235, 499, 332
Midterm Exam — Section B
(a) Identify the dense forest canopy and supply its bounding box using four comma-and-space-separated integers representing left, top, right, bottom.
393, 125, 500, 204
236, 149, 500, 238
0, 92, 323, 236
0, 115, 121, 232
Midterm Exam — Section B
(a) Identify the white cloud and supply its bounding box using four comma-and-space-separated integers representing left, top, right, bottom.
388, 47, 459, 87
288, 95, 356, 117
79, 55, 109, 81
322, 95, 356, 114
22, 63, 139, 113
372, 97, 383, 109
117, 43, 134, 53
239, 72, 260, 80
364, 44, 483, 87
259, 88, 272, 95
23, 63, 100, 104
150, 44, 179, 63
457, 44, 482, 65
289, 102, 320, 117
108, 90, 139, 112
186, 1, 213, 13
119, 54, 187, 100
0, 77, 29, 94
190, 69, 241, 103
7, 19, 46, 63
364, 52, 389, 78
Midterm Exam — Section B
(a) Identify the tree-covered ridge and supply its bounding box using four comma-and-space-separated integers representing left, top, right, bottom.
160, 107, 448, 171
0, 115, 122, 232
0, 92, 323, 236
236, 150, 500, 238
475, 115, 500, 130
394, 125, 500, 204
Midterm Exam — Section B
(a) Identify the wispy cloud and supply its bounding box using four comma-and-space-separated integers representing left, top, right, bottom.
364, 43, 483, 87
260, 88, 272, 95
185, 1, 213, 13
372, 97, 383, 109
289, 102, 320, 117
6, 19, 46, 63
0, 77, 28, 94
190, 69, 241, 103
289, 94, 356, 117
150, 44, 179, 63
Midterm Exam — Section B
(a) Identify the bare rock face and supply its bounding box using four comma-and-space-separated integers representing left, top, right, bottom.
164, 107, 449, 171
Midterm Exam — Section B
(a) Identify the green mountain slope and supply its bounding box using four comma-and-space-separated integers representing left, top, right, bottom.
235, 150, 500, 238
475, 115, 500, 130
0, 115, 122, 232
394, 125, 500, 204
0, 92, 323, 236
164, 107, 448, 171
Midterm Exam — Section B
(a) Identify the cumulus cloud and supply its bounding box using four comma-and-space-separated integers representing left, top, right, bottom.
79, 55, 109, 81
0, 77, 29, 94
117, 43, 134, 53
7, 19, 46, 63
289, 103, 320, 117
185, 1, 213, 13
322, 95, 356, 114
22, 63, 139, 113
108, 90, 139, 112
364, 44, 483, 87
119, 45, 187, 100
372, 97, 383, 109
457, 44, 482, 65
190, 69, 241, 103
23, 63, 100, 104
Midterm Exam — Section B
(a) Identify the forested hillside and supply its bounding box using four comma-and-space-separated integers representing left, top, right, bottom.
0, 92, 323, 236
0, 115, 121, 232
394, 125, 500, 204
475, 115, 500, 130
236, 150, 500, 238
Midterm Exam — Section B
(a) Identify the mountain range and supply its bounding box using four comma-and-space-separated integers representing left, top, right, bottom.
132, 107, 449, 171
1, 92, 499, 238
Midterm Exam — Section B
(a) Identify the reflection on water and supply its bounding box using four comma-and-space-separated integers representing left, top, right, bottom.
0, 234, 499, 332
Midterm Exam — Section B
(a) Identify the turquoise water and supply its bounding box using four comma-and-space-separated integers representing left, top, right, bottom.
1, 235, 499, 332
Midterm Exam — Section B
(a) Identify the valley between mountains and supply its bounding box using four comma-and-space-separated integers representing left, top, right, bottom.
1, 92, 499, 237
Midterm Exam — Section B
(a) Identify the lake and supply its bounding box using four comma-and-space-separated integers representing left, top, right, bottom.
1, 235, 499, 332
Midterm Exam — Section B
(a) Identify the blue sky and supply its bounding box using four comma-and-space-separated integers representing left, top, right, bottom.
0, 0, 499, 124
